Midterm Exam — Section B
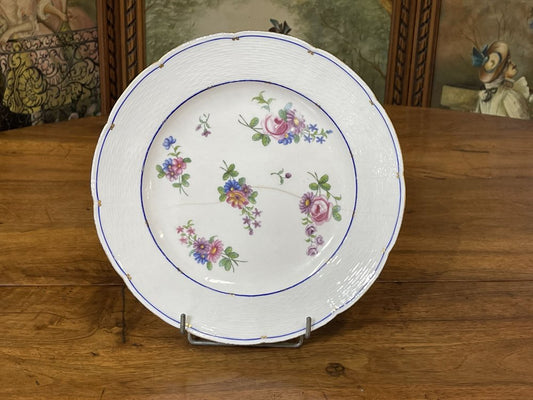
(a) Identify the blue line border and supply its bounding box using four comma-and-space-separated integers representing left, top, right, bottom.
94, 33, 404, 342
139, 79, 357, 297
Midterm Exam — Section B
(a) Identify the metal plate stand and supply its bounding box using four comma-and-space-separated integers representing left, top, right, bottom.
180, 314, 312, 348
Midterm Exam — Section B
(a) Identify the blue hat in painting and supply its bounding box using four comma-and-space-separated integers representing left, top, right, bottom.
472, 41, 510, 83
472, 45, 489, 67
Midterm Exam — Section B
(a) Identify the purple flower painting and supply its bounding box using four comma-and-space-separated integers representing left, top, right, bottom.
176, 220, 244, 272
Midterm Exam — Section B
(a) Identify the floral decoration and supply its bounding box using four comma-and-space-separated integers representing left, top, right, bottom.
217, 161, 262, 235
300, 172, 342, 256
196, 113, 211, 137
155, 136, 191, 195
177, 220, 244, 271
238, 91, 333, 146
270, 168, 292, 185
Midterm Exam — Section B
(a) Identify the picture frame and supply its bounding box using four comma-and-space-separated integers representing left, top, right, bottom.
96, 0, 146, 114
385, 0, 442, 107
96, 0, 443, 113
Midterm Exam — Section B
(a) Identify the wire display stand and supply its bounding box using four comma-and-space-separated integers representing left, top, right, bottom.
180, 314, 312, 348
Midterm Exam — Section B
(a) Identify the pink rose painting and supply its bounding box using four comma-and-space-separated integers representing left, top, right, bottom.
300, 172, 342, 256
263, 114, 289, 140
309, 196, 332, 225
238, 91, 333, 146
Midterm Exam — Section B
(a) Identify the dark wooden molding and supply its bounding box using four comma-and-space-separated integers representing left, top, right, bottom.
385, 0, 441, 106
385, 0, 415, 105
97, 0, 146, 115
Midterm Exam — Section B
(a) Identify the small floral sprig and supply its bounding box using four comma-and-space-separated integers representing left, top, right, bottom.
299, 172, 342, 256
217, 161, 262, 235
155, 136, 191, 195
252, 90, 274, 111
239, 91, 333, 146
303, 125, 333, 144
196, 113, 211, 137
177, 220, 244, 271
238, 114, 271, 146
270, 168, 292, 185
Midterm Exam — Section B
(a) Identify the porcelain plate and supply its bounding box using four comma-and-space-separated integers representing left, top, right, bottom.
91, 32, 405, 345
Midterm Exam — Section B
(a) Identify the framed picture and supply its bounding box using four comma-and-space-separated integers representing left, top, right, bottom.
0, 0, 102, 130
98, 0, 395, 114
101, 0, 533, 120
386, 0, 532, 120
71, 1, 447, 115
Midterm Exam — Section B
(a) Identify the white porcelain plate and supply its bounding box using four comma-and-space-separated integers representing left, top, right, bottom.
91, 32, 405, 345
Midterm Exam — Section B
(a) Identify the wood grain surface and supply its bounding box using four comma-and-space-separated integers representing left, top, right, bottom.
1, 107, 532, 399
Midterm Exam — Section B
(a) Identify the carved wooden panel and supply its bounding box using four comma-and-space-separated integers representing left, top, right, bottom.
97, 0, 146, 115
385, 0, 441, 106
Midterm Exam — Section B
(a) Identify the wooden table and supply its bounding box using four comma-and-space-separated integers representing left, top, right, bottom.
1, 106, 532, 399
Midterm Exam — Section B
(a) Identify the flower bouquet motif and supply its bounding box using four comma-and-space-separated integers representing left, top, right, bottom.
177, 220, 244, 272
217, 161, 262, 235
195, 113, 212, 137
300, 172, 342, 256
155, 136, 191, 195
238, 91, 333, 146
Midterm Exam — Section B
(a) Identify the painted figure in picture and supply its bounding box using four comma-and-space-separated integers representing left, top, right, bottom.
472, 41, 530, 120
0, 1, 68, 43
